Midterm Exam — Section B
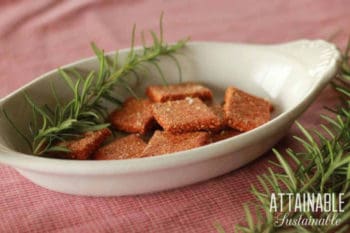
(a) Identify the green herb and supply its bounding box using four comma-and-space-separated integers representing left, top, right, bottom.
230, 40, 350, 232
4, 14, 188, 156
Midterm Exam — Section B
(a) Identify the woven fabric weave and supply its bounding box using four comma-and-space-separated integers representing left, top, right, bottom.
0, 1, 348, 232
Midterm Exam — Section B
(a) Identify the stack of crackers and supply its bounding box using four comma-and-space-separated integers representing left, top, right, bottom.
59, 82, 272, 160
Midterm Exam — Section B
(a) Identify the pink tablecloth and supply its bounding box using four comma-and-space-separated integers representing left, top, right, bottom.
0, 1, 348, 232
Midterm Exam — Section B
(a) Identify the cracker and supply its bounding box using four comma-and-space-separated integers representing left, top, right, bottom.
151, 97, 221, 133
94, 134, 147, 160
223, 87, 271, 132
56, 128, 111, 160
142, 130, 209, 157
209, 103, 227, 130
211, 128, 241, 142
146, 82, 213, 102
109, 98, 154, 134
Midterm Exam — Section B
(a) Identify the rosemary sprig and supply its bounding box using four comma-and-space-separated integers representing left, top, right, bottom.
231, 41, 350, 232
5, 14, 188, 155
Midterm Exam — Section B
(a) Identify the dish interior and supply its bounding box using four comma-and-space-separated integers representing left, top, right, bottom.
0, 42, 312, 155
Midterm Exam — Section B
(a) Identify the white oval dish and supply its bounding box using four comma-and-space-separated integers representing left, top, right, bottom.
0, 40, 340, 196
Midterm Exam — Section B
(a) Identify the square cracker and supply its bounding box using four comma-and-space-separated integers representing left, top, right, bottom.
109, 98, 154, 134
151, 97, 221, 133
146, 82, 213, 102
142, 130, 209, 157
223, 87, 271, 132
210, 128, 241, 143
209, 103, 227, 131
94, 134, 147, 160
55, 128, 111, 160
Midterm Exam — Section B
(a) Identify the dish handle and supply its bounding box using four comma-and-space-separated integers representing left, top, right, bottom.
274, 40, 341, 82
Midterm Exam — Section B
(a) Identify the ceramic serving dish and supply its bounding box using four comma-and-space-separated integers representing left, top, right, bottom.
0, 40, 340, 196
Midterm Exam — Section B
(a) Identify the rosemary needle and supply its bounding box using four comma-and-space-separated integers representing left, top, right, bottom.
233, 40, 350, 233
5, 15, 188, 156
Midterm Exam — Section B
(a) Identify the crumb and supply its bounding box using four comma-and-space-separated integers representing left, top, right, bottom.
146, 82, 213, 102
151, 97, 221, 133
142, 130, 209, 157
223, 87, 271, 132
93, 134, 147, 160
109, 98, 154, 134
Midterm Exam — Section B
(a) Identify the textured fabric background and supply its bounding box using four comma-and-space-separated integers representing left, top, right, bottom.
0, 1, 349, 232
